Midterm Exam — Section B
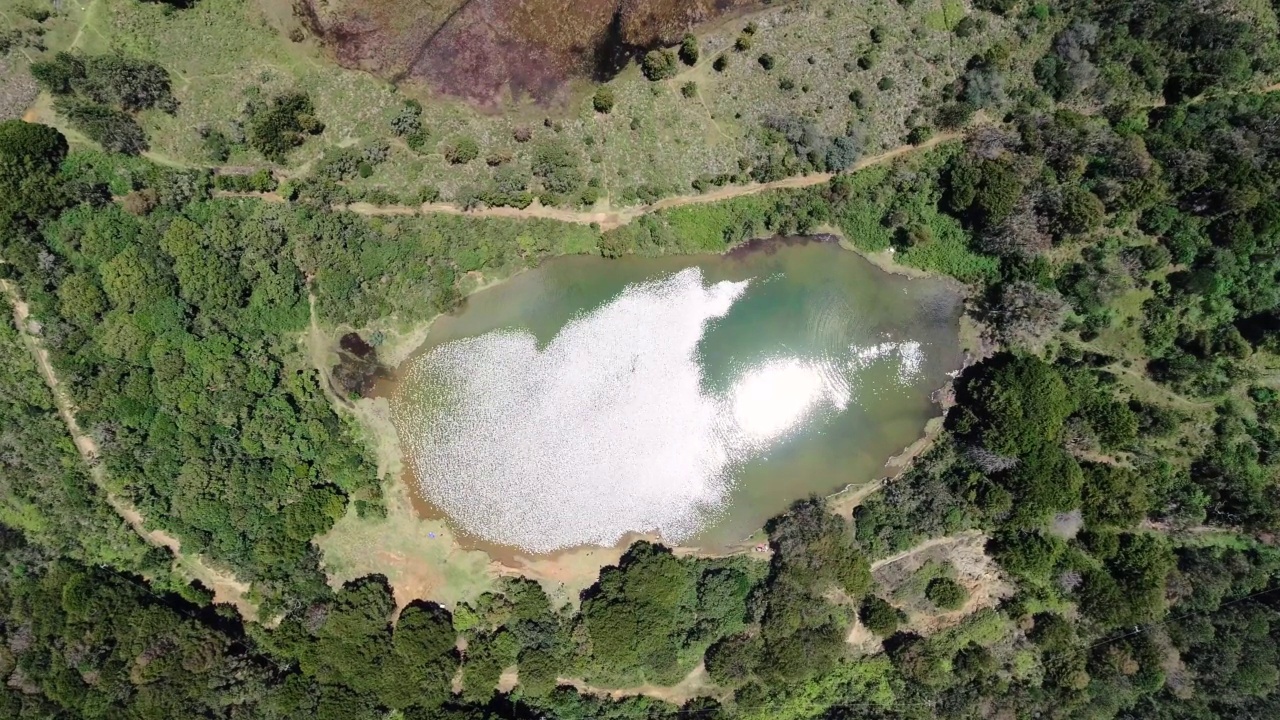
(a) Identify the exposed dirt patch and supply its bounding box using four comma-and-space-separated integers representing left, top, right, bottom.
870, 531, 1014, 637
0, 56, 38, 121
560, 661, 722, 703
301, 0, 769, 104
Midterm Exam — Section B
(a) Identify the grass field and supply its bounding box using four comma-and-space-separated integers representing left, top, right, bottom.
2, 0, 1048, 206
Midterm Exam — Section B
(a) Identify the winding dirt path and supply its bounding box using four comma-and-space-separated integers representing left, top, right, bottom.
222, 131, 962, 230
1, 279, 256, 617
870, 529, 986, 572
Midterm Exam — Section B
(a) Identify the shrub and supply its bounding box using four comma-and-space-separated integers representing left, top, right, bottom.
679, 34, 699, 65
937, 101, 976, 129
247, 92, 323, 162
877, 76, 895, 91
641, 49, 678, 80
57, 100, 148, 155
954, 15, 986, 38
735, 35, 753, 52
592, 87, 615, 113
758, 53, 776, 70
680, 81, 698, 98
859, 596, 903, 636
925, 577, 969, 610
713, 54, 729, 72
444, 136, 480, 164
907, 125, 934, 145
858, 54, 875, 70
974, 0, 1017, 14
202, 130, 231, 162
1052, 185, 1105, 236
390, 100, 422, 136
870, 26, 887, 43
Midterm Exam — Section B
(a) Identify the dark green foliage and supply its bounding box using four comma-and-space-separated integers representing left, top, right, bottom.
201, 129, 231, 162
758, 53, 775, 70
390, 100, 423, 137
906, 125, 933, 145
1051, 184, 1105, 236
1081, 464, 1149, 527
641, 49, 678, 80
2, 199, 382, 607
712, 54, 729, 72
945, 154, 1023, 229
31, 52, 176, 112
924, 576, 968, 609
1080, 533, 1175, 627
952, 354, 1075, 458
974, 0, 1016, 13
679, 34, 699, 65
532, 139, 584, 198
57, 100, 149, 155
592, 86, 615, 113
248, 92, 324, 162
859, 595, 903, 635
581, 542, 700, 684
681, 81, 698, 98
0, 120, 68, 225
1039, 0, 1273, 103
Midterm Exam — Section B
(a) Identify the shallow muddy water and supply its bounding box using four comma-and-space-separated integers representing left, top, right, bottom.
380, 239, 963, 555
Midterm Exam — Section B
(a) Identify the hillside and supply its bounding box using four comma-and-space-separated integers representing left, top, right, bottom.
3, 0, 1280, 719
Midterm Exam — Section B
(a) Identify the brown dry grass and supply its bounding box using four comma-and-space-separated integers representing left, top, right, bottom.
305, 0, 767, 103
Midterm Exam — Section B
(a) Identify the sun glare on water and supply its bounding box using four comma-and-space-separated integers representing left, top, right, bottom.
393, 267, 928, 553
729, 358, 850, 443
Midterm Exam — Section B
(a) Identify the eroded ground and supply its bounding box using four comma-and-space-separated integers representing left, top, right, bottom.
302, 0, 768, 103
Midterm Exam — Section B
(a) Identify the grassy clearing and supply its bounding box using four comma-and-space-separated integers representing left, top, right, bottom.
9, 0, 1038, 206
316, 472, 499, 611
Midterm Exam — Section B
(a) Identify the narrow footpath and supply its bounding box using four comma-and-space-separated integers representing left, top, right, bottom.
220, 131, 961, 230
1, 279, 257, 618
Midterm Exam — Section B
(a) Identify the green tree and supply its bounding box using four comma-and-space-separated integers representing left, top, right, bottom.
248, 92, 323, 162
592, 86, 615, 114
925, 577, 969, 610
679, 34, 700, 65
444, 136, 479, 164
641, 49, 678, 80
0, 120, 67, 223
859, 595, 903, 636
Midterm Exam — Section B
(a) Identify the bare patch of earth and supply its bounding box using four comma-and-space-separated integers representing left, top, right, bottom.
559, 661, 722, 704
300, 0, 769, 104
0, 56, 38, 121
870, 531, 1014, 638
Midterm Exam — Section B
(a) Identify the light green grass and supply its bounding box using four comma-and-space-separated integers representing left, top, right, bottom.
14, 0, 1037, 206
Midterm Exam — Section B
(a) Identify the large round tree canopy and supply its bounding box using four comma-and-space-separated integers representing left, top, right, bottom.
0, 120, 69, 222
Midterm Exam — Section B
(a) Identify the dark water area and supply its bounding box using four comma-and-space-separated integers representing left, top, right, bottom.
376, 238, 964, 555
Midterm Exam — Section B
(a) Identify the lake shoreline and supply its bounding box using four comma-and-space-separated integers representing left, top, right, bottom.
319, 232, 970, 607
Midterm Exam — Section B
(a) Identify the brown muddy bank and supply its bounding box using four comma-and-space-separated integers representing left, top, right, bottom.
298, 0, 775, 104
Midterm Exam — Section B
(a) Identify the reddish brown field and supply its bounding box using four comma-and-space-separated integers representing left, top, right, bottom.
300, 0, 766, 104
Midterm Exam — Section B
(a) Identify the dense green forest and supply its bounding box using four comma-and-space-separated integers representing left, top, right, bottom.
4, 0, 1280, 717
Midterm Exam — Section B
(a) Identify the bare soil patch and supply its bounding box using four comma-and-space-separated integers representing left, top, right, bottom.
301, 0, 769, 104
871, 531, 1014, 637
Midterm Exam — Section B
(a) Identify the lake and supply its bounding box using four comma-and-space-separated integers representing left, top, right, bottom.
384, 238, 964, 555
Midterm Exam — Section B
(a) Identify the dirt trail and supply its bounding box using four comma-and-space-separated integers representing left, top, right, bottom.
221, 131, 961, 230
558, 662, 721, 704
1, 279, 256, 617
870, 529, 986, 571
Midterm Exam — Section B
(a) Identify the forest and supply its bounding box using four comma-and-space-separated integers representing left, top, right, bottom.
3, 0, 1280, 718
